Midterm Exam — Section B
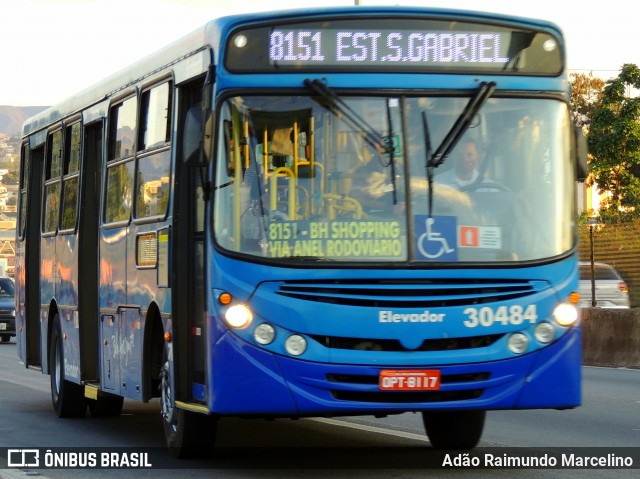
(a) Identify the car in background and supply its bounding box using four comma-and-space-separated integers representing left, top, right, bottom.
0, 276, 15, 342
578, 262, 630, 309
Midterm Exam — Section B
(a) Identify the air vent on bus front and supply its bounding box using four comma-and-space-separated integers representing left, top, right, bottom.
275, 279, 540, 307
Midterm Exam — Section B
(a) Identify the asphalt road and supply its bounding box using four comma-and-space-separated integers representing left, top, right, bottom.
0, 339, 637, 479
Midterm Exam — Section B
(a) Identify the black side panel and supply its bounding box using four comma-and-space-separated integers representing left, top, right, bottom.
25, 146, 43, 367
173, 81, 206, 402
78, 122, 103, 381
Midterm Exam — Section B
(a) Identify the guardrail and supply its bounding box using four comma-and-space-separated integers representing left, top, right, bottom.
581, 308, 640, 368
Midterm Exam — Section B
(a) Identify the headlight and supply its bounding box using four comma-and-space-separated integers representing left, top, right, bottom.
254, 323, 276, 345
285, 334, 307, 356
224, 304, 253, 329
507, 332, 529, 354
553, 303, 578, 326
534, 322, 555, 343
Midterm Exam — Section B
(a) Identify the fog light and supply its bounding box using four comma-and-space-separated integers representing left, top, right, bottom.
534, 322, 555, 343
224, 304, 253, 329
254, 323, 275, 345
508, 332, 529, 354
285, 334, 307, 356
553, 303, 578, 326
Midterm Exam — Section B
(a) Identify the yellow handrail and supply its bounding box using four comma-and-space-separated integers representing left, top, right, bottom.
270, 167, 296, 219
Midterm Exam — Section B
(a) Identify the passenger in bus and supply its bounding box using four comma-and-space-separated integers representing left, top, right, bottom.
349, 137, 398, 214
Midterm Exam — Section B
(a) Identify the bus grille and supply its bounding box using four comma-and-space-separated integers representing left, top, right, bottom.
309, 333, 502, 351
275, 278, 540, 307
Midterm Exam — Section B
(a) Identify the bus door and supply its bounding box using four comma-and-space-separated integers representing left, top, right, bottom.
17, 142, 43, 368
172, 80, 207, 403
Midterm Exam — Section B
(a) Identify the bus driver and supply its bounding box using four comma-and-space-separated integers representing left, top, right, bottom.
436, 141, 480, 189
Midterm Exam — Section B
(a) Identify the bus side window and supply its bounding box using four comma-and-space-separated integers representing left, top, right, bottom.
104, 96, 137, 224
135, 82, 172, 219
43, 129, 62, 234
60, 122, 81, 232
138, 82, 172, 151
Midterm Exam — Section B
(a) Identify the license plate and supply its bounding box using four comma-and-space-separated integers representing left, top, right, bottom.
0, 323, 6, 330
379, 369, 441, 391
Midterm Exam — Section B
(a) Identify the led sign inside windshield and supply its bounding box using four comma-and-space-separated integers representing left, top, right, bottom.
269, 30, 510, 66
225, 18, 562, 74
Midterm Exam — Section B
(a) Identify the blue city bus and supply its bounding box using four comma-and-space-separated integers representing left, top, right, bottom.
15, 6, 586, 457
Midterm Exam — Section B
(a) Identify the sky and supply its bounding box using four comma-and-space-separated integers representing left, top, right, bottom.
1, 0, 637, 106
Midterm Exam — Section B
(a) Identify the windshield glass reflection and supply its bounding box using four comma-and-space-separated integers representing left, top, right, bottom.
213, 95, 574, 263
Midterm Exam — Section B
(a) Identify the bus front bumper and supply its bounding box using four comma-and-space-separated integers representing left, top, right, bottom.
209, 326, 581, 415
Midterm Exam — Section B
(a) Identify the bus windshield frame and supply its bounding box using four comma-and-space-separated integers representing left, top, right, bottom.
212, 90, 575, 265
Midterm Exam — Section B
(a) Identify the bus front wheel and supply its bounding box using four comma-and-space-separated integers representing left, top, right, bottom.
49, 315, 86, 418
159, 356, 216, 458
422, 410, 485, 449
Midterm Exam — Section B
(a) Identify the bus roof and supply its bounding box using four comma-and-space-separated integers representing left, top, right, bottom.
21, 6, 564, 138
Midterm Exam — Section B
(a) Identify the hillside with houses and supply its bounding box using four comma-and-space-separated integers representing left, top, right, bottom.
0, 131, 24, 276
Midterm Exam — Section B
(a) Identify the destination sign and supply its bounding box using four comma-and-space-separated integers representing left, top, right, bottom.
225, 17, 563, 74
268, 30, 509, 66
267, 220, 404, 259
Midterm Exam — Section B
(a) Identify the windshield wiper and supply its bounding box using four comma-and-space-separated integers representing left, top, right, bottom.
385, 98, 398, 204
427, 81, 496, 169
304, 78, 398, 203
422, 110, 435, 217
304, 78, 391, 153
423, 81, 496, 217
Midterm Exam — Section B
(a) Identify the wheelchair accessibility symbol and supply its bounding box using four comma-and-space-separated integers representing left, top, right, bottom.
415, 215, 457, 261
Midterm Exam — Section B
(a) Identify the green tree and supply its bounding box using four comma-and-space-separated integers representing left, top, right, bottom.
588, 64, 640, 223
570, 71, 605, 128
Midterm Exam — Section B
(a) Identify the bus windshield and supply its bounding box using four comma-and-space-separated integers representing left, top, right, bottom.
213, 93, 574, 263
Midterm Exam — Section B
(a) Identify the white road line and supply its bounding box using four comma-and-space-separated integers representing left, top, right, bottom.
310, 417, 430, 443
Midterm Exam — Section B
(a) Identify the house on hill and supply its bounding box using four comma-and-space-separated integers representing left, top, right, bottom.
0, 216, 15, 277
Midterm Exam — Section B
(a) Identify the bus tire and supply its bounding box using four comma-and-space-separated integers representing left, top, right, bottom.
160, 354, 216, 458
88, 395, 124, 417
422, 410, 485, 449
50, 315, 86, 418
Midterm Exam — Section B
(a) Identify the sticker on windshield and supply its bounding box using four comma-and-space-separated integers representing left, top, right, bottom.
459, 225, 502, 249
414, 215, 457, 261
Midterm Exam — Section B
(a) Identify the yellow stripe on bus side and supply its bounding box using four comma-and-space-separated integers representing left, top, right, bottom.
175, 400, 209, 414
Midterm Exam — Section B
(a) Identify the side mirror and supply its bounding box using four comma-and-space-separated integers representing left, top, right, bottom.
183, 107, 208, 166
575, 126, 588, 182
